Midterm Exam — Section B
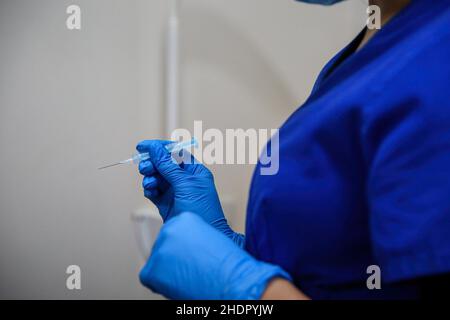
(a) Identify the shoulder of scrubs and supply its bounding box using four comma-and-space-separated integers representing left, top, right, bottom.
361, 13, 450, 283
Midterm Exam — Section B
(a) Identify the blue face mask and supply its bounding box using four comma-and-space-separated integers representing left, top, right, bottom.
296, 0, 346, 5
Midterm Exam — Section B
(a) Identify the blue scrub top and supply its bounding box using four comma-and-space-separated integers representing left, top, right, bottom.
245, 0, 450, 299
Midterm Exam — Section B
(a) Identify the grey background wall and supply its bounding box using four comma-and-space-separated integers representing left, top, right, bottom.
0, 0, 365, 299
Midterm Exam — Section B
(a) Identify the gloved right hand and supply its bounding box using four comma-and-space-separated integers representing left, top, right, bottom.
136, 140, 244, 247
139, 212, 292, 299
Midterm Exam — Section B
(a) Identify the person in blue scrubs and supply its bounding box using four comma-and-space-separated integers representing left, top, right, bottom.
136, 0, 450, 299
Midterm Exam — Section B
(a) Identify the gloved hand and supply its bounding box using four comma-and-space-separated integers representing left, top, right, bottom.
139, 212, 292, 300
136, 140, 244, 247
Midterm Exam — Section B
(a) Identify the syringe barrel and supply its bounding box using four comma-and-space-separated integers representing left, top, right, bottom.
166, 138, 198, 153
133, 138, 198, 164
132, 152, 150, 164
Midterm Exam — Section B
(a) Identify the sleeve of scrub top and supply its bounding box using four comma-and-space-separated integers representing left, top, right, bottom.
364, 39, 450, 283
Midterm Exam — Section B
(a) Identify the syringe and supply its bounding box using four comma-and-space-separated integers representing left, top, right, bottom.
98, 138, 198, 170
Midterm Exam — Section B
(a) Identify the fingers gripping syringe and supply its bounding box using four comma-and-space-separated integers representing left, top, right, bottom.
98, 138, 198, 170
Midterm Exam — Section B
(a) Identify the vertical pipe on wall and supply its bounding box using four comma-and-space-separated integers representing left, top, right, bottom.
166, 0, 180, 137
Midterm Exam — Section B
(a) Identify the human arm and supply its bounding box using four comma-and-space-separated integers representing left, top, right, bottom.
261, 278, 310, 300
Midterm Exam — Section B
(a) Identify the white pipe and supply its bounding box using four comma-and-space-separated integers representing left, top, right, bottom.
130, 1, 181, 262
166, 0, 180, 137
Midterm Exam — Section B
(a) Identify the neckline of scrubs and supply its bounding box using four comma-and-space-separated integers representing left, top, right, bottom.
307, 0, 422, 104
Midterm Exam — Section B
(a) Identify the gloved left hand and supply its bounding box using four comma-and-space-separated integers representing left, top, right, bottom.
139, 212, 292, 300
137, 140, 244, 247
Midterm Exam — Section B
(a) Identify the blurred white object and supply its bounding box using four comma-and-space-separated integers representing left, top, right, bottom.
131, 207, 162, 260
131, 195, 236, 260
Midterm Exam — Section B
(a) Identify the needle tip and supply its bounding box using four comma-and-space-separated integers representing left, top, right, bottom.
98, 163, 121, 170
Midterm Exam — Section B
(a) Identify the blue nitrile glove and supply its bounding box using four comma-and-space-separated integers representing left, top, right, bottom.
139, 212, 292, 300
136, 140, 244, 247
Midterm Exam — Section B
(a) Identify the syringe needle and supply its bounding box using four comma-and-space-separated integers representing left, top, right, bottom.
98, 162, 122, 170
98, 138, 198, 171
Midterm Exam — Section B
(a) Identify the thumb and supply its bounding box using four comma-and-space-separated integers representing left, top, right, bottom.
137, 140, 185, 184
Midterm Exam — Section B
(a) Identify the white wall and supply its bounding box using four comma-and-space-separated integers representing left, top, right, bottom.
0, 0, 365, 299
